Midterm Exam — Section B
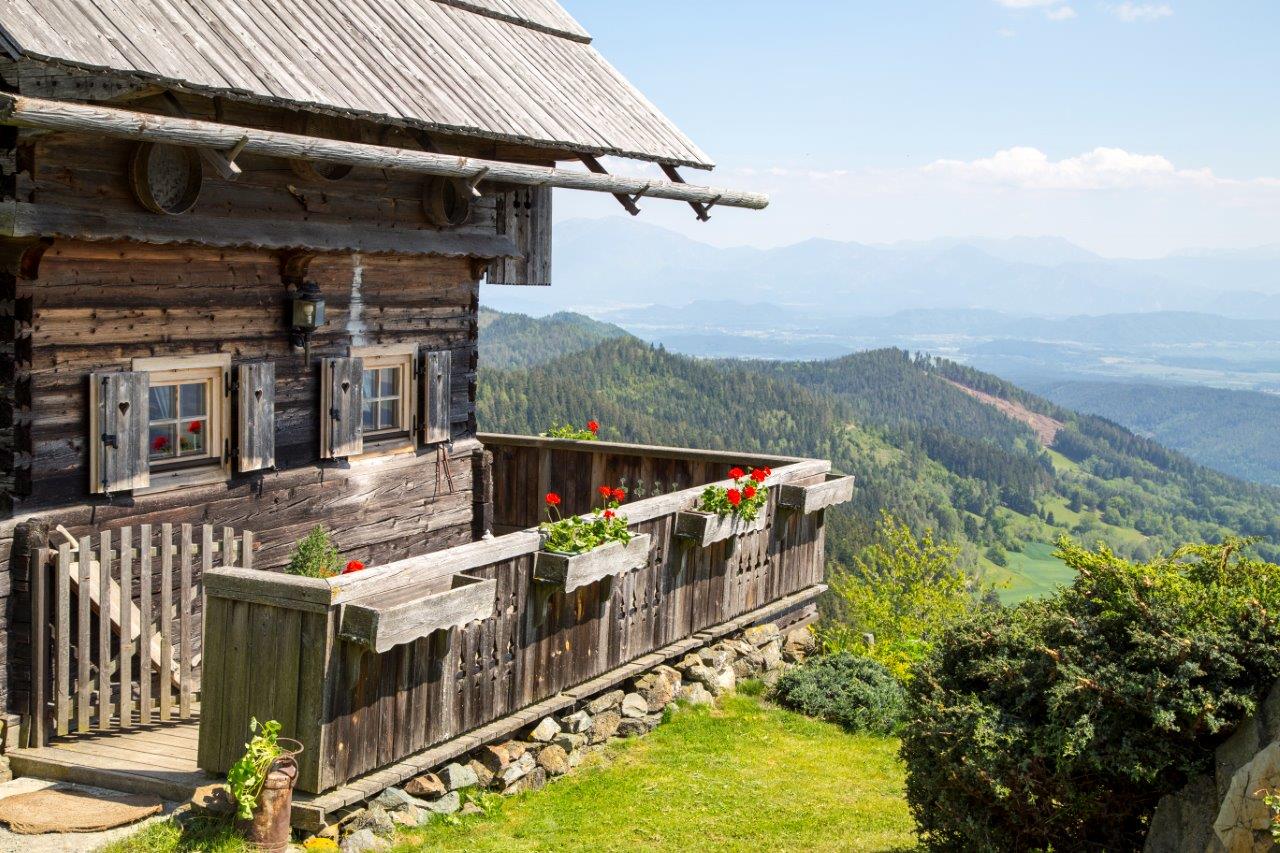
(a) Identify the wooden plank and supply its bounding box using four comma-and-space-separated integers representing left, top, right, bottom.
97, 530, 113, 730
320, 357, 363, 459
241, 531, 254, 570
237, 361, 276, 472
180, 524, 198, 718
88, 371, 150, 493
55, 544, 71, 737
203, 568, 332, 612
119, 527, 133, 729
30, 547, 49, 747
7, 749, 213, 804
422, 349, 451, 444
340, 574, 495, 654
138, 524, 152, 726
1, 200, 520, 259
76, 536, 91, 733
159, 524, 173, 723
533, 535, 651, 593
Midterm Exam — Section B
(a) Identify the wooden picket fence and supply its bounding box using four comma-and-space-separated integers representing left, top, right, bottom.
29, 523, 253, 747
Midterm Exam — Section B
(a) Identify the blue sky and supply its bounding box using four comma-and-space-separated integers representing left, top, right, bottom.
555, 1, 1280, 257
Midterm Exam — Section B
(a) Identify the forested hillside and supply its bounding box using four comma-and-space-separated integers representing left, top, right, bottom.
1032, 380, 1280, 486
478, 308, 630, 368
478, 312, 1280, 597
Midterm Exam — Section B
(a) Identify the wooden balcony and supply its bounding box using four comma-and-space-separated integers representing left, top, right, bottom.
13, 435, 845, 829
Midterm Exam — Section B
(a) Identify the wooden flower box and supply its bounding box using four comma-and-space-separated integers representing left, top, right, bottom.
339, 573, 496, 653
675, 510, 768, 547
778, 473, 856, 514
534, 534, 651, 592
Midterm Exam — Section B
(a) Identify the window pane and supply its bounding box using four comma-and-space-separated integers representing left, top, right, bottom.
149, 385, 175, 420
380, 367, 399, 398
180, 382, 206, 418
362, 401, 375, 431
149, 424, 176, 460
180, 419, 206, 455
362, 369, 376, 398
379, 400, 397, 430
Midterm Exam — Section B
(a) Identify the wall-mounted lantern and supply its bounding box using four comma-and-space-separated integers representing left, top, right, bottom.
289, 280, 326, 359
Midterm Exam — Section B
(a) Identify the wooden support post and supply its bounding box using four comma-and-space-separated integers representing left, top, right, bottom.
580, 154, 640, 215
660, 164, 711, 221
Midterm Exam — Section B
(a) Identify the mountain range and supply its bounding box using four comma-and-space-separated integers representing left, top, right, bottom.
478, 310, 1280, 602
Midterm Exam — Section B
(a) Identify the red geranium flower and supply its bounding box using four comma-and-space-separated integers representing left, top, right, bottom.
603, 509, 615, 520
727, 488, 742, 506
151, 434, 169, 451
599, 485, 613, 499
343, 560, 365, 574
763, 467, 772, 477
545, 492, 561, 506
729, 467, 745, 480
587, 420, 600, 433
188, 421, 202, 434
750, 468, 766, 483
612, 487, 626, 502
744, 485, 757, 500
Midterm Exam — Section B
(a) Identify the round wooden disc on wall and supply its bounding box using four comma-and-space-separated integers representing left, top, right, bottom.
129, 142, 203, 215
422, 176, 474, 227
290, 112, 359, 182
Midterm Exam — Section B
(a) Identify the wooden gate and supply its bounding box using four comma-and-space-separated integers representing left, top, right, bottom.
28, 523, 254, 746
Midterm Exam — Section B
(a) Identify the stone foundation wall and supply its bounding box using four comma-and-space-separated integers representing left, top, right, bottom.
1146, 679, 1280, 853
327, 621, 817, 851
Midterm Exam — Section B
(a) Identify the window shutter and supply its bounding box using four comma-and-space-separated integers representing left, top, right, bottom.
421, 349, 451, 445
321, 357, 363, 459
236, 361, 276, 472
89, 371, 150, 494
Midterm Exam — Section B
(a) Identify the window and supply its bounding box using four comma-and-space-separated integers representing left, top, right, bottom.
133, 354, 230, 488
350, 345, 416, 452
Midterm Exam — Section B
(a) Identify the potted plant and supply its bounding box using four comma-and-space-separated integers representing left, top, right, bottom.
541, 419, 600, 440
227, 718, 303, 850
534, 486, 650, 591
676, 466, 772, 546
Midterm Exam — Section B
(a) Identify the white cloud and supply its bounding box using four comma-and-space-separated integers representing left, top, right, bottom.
1107, 2, 1173, 22
1045, 5, 1077, 19
921, 146, 1280, 191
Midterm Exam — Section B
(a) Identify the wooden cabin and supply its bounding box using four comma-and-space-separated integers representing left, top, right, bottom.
0, 0, 843, 825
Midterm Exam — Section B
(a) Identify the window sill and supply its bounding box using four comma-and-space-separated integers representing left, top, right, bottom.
133, 464, 230, 497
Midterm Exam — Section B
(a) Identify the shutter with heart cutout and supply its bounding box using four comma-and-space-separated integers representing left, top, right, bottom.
320, 357, 363, 459
236, 361, 276, 472
89, 371, 150, 494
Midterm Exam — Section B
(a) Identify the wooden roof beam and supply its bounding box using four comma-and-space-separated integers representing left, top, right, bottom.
0, 94, 769, 211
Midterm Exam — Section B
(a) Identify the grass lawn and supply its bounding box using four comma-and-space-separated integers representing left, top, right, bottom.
398, 693, 916, 853
995, 541, 1075, 604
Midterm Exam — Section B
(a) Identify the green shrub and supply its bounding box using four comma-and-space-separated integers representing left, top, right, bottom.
771, 653, 905, 735
285, 526, 339, 578
902, 537, 1280, 852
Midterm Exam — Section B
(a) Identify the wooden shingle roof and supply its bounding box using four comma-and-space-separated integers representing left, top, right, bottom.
0, 0, 713, 168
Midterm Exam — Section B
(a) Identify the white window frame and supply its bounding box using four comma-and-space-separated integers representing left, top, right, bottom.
131, 353, 232, 493
351, 344, 418, 456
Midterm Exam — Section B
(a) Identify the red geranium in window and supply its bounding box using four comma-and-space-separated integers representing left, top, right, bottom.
188, 421, 202, 434
151, 435, 169, 451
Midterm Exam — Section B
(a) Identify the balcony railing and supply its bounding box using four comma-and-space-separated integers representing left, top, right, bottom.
197, 435, 845, 794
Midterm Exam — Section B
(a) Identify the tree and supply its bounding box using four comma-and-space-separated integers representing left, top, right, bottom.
820, 513, 992, 679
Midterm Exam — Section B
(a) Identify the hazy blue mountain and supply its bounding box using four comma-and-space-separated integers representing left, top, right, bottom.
1031, 380, 1280, 486
481, 218, 1280, 320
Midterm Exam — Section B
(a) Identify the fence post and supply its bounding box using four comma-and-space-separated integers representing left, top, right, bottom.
14, 519, 51, 748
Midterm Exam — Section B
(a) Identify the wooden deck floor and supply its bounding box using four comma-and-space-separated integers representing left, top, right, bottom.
9, 714, 215, 802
